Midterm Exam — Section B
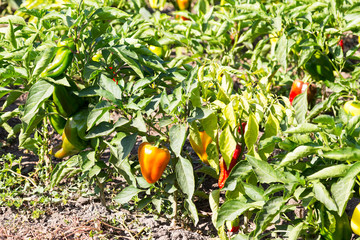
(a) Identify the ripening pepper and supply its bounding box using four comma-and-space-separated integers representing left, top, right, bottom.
41, 38, 75, 78
49, 110, 88, 158
226, 218, 240, 232
189, 131, 212, 165
218, 149, 239, 189
138, 142, 170, 184
289, 79, 316, 105
218, 123, 246, 189
304, 50, 334, 82
52, 83, 84, 118
177, 0, 190, 10
344, 100, 360, 116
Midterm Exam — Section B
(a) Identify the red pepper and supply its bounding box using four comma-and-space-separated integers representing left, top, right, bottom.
226, 218, 240, 232
289, 80, 316, 105
218, 122, 246, 189
338, 39, 344, 51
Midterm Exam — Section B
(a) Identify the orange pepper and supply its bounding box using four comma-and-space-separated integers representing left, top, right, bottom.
138, 142, 170, 184
189, 131, 212, 165
177, 0, 190, 10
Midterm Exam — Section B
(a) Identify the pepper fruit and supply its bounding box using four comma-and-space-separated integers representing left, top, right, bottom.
189, 131, 212, 165
289, 79, 316, 105
218, 123, 247, 189
338, 39, 344, 51
226, 218, 240, 232
53, 84, 84, 118
50, 110, 88, 158
138, 142, 170, 184
177, 0, 190, 10
149, 45, 165, 58
47, 105, 66, 135
41, 38, 75, 78
344, 100, 360, 116
304, 50, 335, 82
352, 203, 360, 235
321, 209, 351, 240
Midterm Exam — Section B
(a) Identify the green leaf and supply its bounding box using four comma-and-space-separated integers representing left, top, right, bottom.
289, 223, 304, 240
312, 181, 337, 212
131, 111, 147, 133
108, 133, 137, 162
259, 113, 279, 155
244, 113, 259, 154
175, 157, 195, 199
23, 80, 54, 123
219, 124, 237, 168
285, 123, 321, 134
209, 189, 220, 227
0, 15, 26, 25
169, 124, 187, 157
313, 115, 335, 126
331, 162, 360, 216
114, 186, 143, 205
5, 20, 17, 50
185, 198, 199, 226
246, 155, 285, 184
254, 197, 286, 234
307, 165, 351, 180
50, 155, 80, 188
293, 91, 308, 124
221, 161, 252, 191
32, 47, 56, 78
279, 146, 319, 167
85, 119, 129, 139
216, 200, 264, 228
322, 147, 360, 161
91, 7, 129, 21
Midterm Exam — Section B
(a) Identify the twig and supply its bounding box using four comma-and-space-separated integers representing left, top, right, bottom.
3, 169, 37, 187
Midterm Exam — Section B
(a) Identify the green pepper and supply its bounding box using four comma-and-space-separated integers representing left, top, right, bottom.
305, 50, 334, 82
53, 82, 84, 118
50, 110, 88, 158
320, 207, 351, 240
41, 38, 75, 78
47, 105, 66, 135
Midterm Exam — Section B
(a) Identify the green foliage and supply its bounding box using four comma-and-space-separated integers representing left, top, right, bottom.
0, 0, 360, 238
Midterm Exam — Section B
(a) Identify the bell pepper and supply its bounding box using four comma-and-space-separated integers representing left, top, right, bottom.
352, 203, 360, 235
304, 50, 334, 82
47, 105, 66, 135
52, 83, 84, 118
49, 110, 88, 158
226, 218, 240, 232
344, 100, 360, 116
138, 142, 170, 184
177, 0, 190, 10
41, 38, 75, 78
149, 45, 165, 58
289, 79, 316, 105
189, 131, 212, 165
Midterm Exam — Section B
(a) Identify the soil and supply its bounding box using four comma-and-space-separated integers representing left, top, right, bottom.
0, 199, 216, 240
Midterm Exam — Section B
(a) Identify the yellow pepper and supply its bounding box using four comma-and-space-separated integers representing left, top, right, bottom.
189, 131, 212, 165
